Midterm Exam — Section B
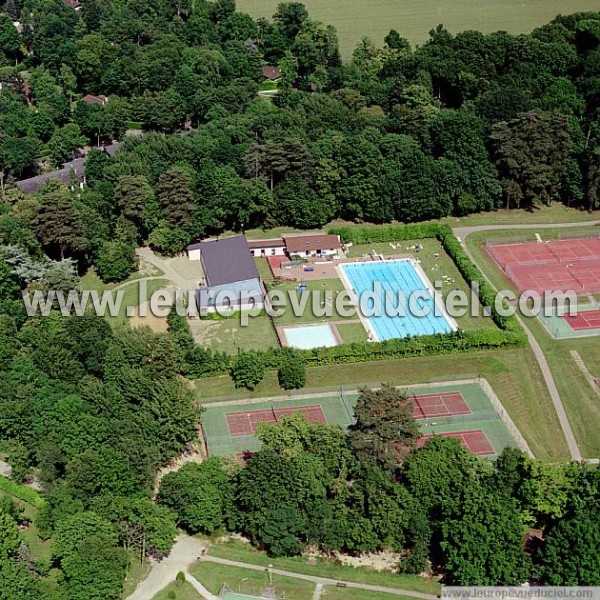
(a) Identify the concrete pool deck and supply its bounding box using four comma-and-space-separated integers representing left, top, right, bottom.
337, 257, 458, 341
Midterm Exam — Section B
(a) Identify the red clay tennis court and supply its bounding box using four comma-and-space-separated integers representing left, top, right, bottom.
409, 392, 471, 419
488, 238, 600, 294
418, 429, 495, 456
226, 405, 327, 436
564, 309, 600, 331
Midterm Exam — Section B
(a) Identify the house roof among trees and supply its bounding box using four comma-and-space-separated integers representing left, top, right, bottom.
81, 94, 108, 106
199, 235, 259, 287
283, 234, 341, 253
14, 143, 120, 194
261, 66, 281, 80
15, 159, 86, 194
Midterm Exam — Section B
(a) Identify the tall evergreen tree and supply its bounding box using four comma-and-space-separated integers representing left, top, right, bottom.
348, 383, 420, 469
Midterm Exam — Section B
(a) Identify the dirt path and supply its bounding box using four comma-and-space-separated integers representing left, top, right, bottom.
126, 535, 207, 600
137, 247, 198, 290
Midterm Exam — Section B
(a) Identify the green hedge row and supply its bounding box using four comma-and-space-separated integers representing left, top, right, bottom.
185, 327, 525, 380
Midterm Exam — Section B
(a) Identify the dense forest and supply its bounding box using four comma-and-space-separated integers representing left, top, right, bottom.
1, 1, 600, 280
1, 0, 600, 597
1, 296, 599, 599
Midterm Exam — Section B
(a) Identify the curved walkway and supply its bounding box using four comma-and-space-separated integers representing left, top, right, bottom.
452, 220, 600, 462
128, 534, 438, 600
200, 555, 438, 600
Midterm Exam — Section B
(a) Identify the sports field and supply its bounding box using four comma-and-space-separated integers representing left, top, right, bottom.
487, 237, 600, 295
539, 304, 600, 339
201, 380, 523, 457
236, 0, 600, 57
468, 226, 600, 458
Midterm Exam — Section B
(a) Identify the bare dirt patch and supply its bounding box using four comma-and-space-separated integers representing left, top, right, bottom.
130, 302, 169, 333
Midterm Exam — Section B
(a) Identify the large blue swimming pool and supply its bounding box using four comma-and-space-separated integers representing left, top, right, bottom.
339, 259, 455, 341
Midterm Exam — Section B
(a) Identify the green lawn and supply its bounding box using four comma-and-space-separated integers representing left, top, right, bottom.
200, 314, 279, 354
347, 237, 497, 331
442, 203, 599, 227
268, 278, 360, 325
236, 0, 600, 57
153, 580, 201, 600
80, 263, 163, 293
467, 226, 600, 458
324, 587, 418, 600
259, 80, 279, 91
80, 265, 170, 327
254, 257, 274, 282
123, 556, 152, 598
0, 478, 51, 565
191, 561, 315, 600
195, 345, 568, 460
240, 204, 598, 243
109, 279, 171, 324
337, 322, 368, 344
205, 539, 440, 595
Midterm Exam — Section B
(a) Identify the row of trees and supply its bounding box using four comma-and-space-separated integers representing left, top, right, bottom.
158, 386, 600, 585
1, 5, 600, 280
0, 296, 201, 597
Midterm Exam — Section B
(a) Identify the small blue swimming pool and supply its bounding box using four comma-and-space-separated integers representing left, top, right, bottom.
339, 259, 455, 341
283, 324, 339, 349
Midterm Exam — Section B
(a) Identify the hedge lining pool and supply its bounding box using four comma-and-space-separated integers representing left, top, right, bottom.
339, 259, 457, 341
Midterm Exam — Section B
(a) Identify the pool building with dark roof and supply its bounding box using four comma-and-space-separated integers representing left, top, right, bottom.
187, 235, 265, 315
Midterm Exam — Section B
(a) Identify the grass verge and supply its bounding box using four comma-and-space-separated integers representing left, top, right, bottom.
152, 580, 200, 599
205, 539, 440, 594
191, 560, 315, 599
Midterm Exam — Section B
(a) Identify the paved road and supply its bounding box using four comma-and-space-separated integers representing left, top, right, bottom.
451, 220, 600, 461
453, 219, 599, 239
126, 535, 206, 600
201, 555, 438, 599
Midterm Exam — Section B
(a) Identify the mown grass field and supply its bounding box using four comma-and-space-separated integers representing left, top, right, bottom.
268, 277, 361, 325
196, 344, 568, 460
236, 0, 600, 57
337, 322, 369, 343
197, 313, 280, 354
204, 539, 440, 595
241, 205, 598, 243
191, 561, 316, 599
324, 588, 417, 600
467, 226, 600, 458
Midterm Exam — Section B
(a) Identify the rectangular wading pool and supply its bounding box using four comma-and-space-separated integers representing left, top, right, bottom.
339, 259, 457, 341
281, 323, 339, 349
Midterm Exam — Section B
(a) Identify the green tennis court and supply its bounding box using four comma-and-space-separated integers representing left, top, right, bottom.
201, 380, 522, 458
538, 303, 600, 339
